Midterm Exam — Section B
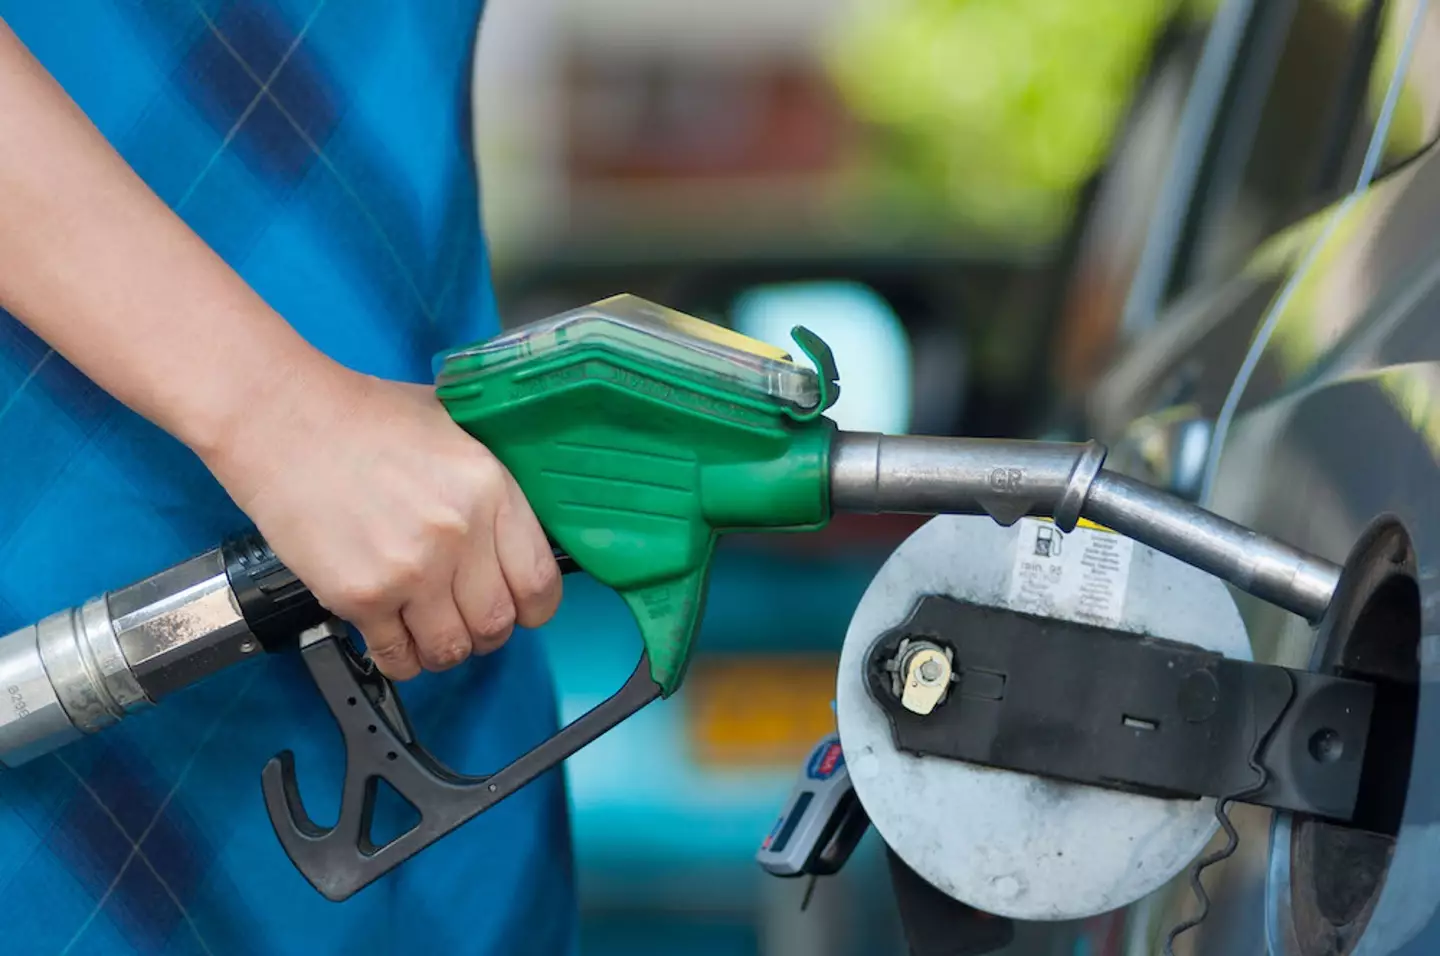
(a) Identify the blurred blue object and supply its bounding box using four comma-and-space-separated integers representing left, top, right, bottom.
733, 281, 914, 435
582, 912, 759, 956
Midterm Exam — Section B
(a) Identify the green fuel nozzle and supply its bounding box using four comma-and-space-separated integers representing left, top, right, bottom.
435, 294, 841, 697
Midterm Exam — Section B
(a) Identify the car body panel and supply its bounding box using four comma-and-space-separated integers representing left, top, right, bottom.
1089, 2, 1440, 952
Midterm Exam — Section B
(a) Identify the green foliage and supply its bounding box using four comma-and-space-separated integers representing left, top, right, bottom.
825, 0, 1182, 245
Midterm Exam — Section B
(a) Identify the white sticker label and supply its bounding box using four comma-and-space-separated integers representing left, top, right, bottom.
1007, 518, 1134, 626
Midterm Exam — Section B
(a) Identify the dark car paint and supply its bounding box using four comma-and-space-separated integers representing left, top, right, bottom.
1091, 147, 1440, 445
1088, 10, 1440, 955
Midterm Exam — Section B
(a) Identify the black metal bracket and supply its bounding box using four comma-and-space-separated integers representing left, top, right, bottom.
262, 627, 660, 900
864, 595, 1375, 822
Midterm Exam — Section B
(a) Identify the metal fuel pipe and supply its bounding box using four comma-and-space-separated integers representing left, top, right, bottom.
829, 434, 1340, 623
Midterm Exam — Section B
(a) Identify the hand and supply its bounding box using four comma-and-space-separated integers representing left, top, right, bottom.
205, 365, 562, 679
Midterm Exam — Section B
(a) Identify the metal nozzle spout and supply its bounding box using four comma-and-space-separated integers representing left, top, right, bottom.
829, 432, 1340, 622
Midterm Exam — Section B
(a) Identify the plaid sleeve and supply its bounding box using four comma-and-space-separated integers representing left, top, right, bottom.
0, 3, 575, 954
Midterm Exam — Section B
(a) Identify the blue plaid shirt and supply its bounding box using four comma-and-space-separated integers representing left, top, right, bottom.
0, 3, 576, 954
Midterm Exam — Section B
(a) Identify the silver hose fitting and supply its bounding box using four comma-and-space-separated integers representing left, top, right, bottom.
829, 432, 1340, 622
0, 547, 259, 769
0, 621, 81, 767
1054, 440, 1107, 533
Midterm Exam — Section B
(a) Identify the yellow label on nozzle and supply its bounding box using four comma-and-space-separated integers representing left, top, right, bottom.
599, 294, 795, 363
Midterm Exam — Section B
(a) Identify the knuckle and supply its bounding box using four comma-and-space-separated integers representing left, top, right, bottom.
334, 578, 390, 615
425, 503, 470, 539
368, 640, 417, 675
481, 600, 517, 636
472, 630, 513, 654
527, 554, 563, 596
512, 560, 562, 626
383, 546, 428, 590
370, 640, 410, 663
422, 636, 471, 670
471, 600, 516, 648
466, 455, 506, 496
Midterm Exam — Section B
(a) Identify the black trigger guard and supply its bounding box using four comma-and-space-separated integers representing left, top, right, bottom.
262, 625, 661, 901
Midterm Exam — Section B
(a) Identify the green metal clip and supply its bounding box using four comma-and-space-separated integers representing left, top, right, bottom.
785, 325, 840, 422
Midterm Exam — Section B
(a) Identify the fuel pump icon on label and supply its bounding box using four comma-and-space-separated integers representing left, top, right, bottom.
1034, 524, 1062, 558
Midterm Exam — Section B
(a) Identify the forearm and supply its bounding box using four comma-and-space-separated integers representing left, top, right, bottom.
0, 21, 344, 468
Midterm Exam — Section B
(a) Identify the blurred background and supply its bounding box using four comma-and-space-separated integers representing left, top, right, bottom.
464, 0, 1428, 953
